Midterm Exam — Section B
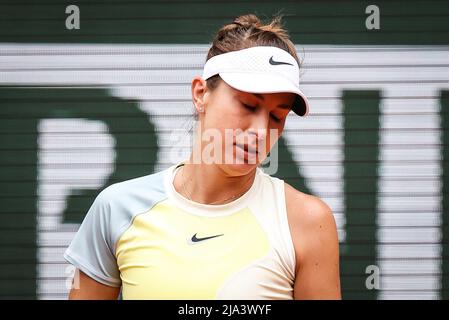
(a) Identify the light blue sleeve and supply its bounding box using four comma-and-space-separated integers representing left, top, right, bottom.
63, 169, 169, 288
63, 188, 121, 287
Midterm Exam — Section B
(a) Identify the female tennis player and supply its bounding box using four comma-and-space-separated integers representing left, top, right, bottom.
64, 13, 341, 300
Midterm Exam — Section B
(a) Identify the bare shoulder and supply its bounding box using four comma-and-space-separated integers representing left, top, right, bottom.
283, 182, 339, 271
284, 182, 335, 229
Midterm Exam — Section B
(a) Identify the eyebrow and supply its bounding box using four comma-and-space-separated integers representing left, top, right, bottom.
252, 93, 264, 101
251, 93, 292, 110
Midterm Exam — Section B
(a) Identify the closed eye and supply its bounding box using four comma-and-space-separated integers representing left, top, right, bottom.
243, 103, 282, 122
270, 114, 281, 122
243, 103, 257, 111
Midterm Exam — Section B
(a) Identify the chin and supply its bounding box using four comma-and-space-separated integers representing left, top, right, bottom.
217, 150, 262, 176
221, 162, 258, 176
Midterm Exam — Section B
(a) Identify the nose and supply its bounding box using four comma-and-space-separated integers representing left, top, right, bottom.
247, 112, 269, 145
251, 108, 269, 131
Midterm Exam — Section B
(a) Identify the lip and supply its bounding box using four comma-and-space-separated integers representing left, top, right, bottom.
235, 143, 258, 155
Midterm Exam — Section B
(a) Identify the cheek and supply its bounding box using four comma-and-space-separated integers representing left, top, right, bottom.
265, 125, 284, 153
199, 105, 241, 150
204, 102, 246, 131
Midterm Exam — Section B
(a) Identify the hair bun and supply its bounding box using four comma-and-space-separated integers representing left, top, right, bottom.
233, 14, 261, 28
207, 13, 300, 74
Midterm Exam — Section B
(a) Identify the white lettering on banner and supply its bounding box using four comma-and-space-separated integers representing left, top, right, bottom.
36, 119, 115, 299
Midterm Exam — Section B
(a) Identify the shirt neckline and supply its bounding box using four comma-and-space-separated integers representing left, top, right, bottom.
163, 160, 262, 217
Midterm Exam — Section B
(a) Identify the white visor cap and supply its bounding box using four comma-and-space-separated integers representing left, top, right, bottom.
202, 46, 309, 117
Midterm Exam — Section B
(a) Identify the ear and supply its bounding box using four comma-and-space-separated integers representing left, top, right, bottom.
191, 75, 209, 113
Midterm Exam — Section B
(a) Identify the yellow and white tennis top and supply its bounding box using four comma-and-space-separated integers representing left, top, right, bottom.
64, 160, 296, 299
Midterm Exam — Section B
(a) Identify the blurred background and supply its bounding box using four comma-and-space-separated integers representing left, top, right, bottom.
0, 0, 448, 299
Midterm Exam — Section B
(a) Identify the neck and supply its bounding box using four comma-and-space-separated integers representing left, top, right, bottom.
173, 155, 257, 205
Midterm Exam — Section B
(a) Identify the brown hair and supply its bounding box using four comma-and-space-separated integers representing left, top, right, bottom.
205, 13, 301, 92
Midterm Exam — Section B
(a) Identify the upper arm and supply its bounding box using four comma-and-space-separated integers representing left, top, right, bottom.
69, 269, 121, 300
64, 188, 122, 289
285, 184, 341, 300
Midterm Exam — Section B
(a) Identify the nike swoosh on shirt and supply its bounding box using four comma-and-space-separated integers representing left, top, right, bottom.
187, 233, 224, 245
